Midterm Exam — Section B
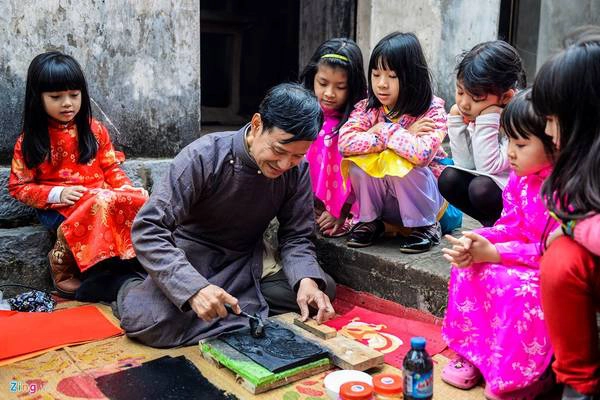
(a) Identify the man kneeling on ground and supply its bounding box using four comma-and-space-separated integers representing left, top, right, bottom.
115, 83, 336, 348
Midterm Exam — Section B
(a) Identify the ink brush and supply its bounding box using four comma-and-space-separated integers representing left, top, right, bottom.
225, 303, 266, 338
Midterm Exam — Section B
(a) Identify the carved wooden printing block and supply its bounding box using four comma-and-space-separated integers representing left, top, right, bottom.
219, 321, 329, 373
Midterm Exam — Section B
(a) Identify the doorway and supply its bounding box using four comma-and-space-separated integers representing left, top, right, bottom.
200, 0, 300, 132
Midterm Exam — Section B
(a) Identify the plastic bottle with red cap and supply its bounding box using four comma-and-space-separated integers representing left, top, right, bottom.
338, 380, 374, 400
372, 373, 403, 399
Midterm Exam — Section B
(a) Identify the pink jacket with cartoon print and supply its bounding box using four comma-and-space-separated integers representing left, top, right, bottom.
338, 97, 448, 178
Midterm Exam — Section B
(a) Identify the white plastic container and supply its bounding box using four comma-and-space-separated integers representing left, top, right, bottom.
323, 370, 373, 400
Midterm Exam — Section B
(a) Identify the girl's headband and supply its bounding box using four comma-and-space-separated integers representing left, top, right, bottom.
320, 53, 349, 62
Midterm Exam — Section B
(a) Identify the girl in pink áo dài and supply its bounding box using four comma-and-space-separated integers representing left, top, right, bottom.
441, 90, 557, 399
300, 38, 366, 237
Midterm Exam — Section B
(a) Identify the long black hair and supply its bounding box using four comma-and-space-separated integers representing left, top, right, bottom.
501, 89, 555, 161
367, 32, 432, 118
457, 40, 526, 98
299, 38, 366, 133
21, 51, 97, 169
532, 40, 600, 221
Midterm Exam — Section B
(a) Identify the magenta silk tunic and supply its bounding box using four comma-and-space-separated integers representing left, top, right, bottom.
442, 166, 557, 394
305, 108, 350, 218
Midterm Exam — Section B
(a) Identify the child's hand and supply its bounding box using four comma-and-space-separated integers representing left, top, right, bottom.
449, 104, 461, 116
546, 227, 564, 248
442, 234, 474, 268
480, 105, 503, 116
60, 186, 87, 205
116, 184, 149, 198
462, 231, 501, 264
316, 210, 338, 232
443, 231, 501, 267
367, 122, 385, 134
407, 117, 435, 135
323, 216, 350, 237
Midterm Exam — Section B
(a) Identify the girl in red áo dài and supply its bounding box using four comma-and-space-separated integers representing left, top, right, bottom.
9, 52, 148, 299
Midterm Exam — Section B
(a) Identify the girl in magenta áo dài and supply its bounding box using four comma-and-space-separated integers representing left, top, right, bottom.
441, 90, 557, 399
300, 38, 366, 237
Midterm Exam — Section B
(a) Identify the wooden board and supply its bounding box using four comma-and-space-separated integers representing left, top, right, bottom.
273, 312, 384, 371
200, 338, 331, 394
293, 316, 337, 339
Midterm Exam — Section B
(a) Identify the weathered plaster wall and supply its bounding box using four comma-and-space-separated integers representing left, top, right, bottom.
537, 0, 600, 69
0, 0, 200, 163
357, 0, 500, 108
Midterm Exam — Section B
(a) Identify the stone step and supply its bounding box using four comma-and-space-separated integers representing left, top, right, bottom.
0, 158, 171, 295
0, 159, 171, 228
1, 156, 478, 318
316, 216, 481, 317
0, 226, 53, 297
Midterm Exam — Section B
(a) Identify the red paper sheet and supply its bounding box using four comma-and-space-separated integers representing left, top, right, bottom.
324, 305, 446, 368
0, 305, 123, 365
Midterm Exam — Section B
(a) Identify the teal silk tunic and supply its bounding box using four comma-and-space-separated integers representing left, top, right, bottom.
119, 126, 328, 348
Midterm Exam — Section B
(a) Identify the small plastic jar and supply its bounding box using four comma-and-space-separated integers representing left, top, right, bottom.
372, 373, 403, 399
339, 381, 374, 400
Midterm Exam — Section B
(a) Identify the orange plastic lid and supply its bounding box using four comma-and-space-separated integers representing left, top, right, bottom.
339, 381, 374, 399
372, 373, 403, 395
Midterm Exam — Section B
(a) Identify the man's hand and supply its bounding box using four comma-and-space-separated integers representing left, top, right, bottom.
189, 284, 240, 321
296, 278, 335, 324
407, 117, 435, 135
60, 186, 87, 205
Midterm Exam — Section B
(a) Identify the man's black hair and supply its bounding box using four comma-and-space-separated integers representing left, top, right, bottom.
258, 83, 323, 143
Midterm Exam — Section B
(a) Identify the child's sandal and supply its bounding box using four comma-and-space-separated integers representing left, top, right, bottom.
441, 356, 482, 390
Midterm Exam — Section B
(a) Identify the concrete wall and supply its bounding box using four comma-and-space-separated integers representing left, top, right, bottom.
537, 0, 600, 69
0, 0, 200, 163
356, 0, 500, 108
